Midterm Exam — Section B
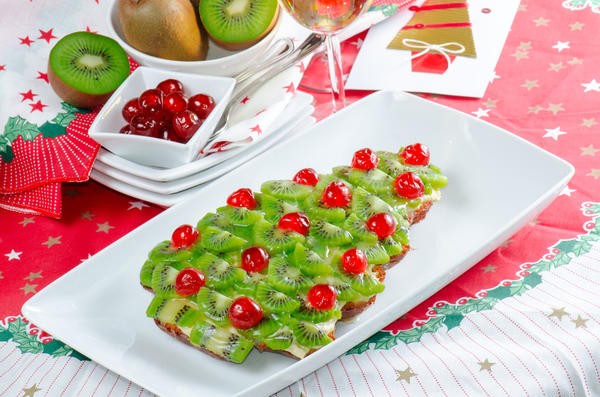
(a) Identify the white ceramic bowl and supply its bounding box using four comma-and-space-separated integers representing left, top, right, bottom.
89, 67, 235, 168
106, 0, 281, 77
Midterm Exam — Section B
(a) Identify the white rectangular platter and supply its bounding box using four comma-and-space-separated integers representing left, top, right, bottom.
23, 91, 574, 397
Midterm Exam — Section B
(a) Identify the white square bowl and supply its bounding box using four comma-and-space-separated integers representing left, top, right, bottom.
89, 66, 235, 168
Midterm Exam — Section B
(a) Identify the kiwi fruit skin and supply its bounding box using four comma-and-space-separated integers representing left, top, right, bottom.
118, 0, 208, 61
47, 32, 130, 109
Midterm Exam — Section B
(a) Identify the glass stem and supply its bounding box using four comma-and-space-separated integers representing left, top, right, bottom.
325, 33, 345, 112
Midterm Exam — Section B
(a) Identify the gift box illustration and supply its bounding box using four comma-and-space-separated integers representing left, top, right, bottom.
387, 0, 477, 74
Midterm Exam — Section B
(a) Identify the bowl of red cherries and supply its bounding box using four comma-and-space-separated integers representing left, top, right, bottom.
89, 66, 235, 168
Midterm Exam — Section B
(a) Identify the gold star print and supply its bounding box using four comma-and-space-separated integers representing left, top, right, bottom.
518, 42, 532, 51
42, 236, 61, 248
24, 271, 42, 282
521, 80, 539, 90
96, 222, 115, 233
22, 384, 42, 397
570, 21, 584, 31
20, 283, 38, 295
548, 62, 565, 72
533, 17, 550, 27
547, 103, 565, 115
500, 239, 512, 248
81, 211, 95, 220
511, 50, 529, 61
568, 57, 583, 65
518, 3, 527, 11
482, 264, 497, 273
581, 118, 597, 128
528, 105, 544, 114
483, 98, 498, 108
586, 169, 600, 180
549, 307, 569, 320
478, 359, 495, 372
19, 217, 35, 227
395, 367, 417, 383
581, 145, 600, 156
571, 315, 588, 328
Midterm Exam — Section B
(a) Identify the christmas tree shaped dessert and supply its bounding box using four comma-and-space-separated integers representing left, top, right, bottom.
139, 143, 447, 363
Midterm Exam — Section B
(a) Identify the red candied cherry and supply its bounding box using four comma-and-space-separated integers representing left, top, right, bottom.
307, 284, 337, 310
122, 97, 143, 122
241, 246, 270, 272
293, 168, 319, 186
226, 188, 257, 209
156, 78, 184, 95
175, 268, 206, 297
138, 88, 163, 113
321, 181, 352, 208
188, 93, 216, 119
119, 124, 133, 134
366, 213, 397, 239
163, 92, 188, 114
171, 224, 199, 249
399, 143, 430, 166
394, 172, 424, 199
130, 114, 161, 137
172, 110, 202, 141
341, 248, 368, 275
278, 212, 310, 235
228, 296, 263, 329
351, 148, 379, 170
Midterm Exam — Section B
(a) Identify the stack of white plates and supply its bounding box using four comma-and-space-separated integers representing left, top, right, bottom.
91, 92, 315, 206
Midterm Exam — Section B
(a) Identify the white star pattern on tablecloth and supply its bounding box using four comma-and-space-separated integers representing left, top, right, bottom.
581, 79, 600, 92
5, 249, 22, 261
552, 41, 570, 52
472, 108, 491, 118
544, 127, 567, 140
128, 201, 149, 210
560, 186, 576, 196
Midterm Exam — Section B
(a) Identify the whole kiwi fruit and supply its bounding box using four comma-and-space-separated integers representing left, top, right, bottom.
118, 0, 208, 61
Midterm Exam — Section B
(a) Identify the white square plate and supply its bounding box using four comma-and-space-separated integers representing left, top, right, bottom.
23, 91, 574, 397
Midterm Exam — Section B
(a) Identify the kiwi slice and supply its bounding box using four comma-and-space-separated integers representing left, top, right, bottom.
197, 212, 235, 232
146, 296, 197, 325
259, 323, 294, 351
267, 256, 311, 294
292, 301, 341, 323
260, 194, 301, 223
304, 193, 347, 223
194, 252, 246, 289
343, 213, 379, 244
48, 31, 129, 109
292, 320, 333, 348
335, 166, 394, 195
199, 0, 280, 51
292, 243, 333, 277
309, 219, 353, 246
216, 205, 262, 226
200, 226, 248, 252
253, 220, 305, 253
150, 264, 180, 298
261, 180, 313, 201
351, 187, 395, 220
356, 242, 390, 266
196, 287, 233, 325
256, 283, 300, 313
321, 274, 361, 302
189, 321, 254, 363
376, 151, 406, 176
343, 271, 385, 296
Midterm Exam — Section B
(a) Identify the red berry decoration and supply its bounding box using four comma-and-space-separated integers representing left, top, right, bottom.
307, 284, 337, 310
351, 148, 379, 170
138, 88, 163, 113
226, 188, 257, 209
394, 172, 425, 199
156, 78, 184, 95
241, 246, 270, 273
172, 110, 201, 141
130, 114, 161, 137
175, 268, 206, 297
293, 168, 319, 186
341, 248, 368, 275
228, 297, 263, 329
188, 93, 216, 119
171, 224, 199, 249
366, 213, 397, 239
321, 181, 352, 208
399, 143, 430, 166
163, 92, 188, 114
122, 97, 143, 122
278, 212, 310, 235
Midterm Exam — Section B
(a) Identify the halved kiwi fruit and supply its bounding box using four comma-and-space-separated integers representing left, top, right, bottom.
48, 31, 129, 108
199, 0, 280, 51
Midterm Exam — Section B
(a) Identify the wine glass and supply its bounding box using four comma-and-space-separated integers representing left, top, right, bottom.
278, 0, 371, 111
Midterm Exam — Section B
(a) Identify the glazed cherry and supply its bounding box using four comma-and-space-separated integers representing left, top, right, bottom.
321, 181, 352, 208
241, 246, 270, 273
293, 168, 319, 186
307, 284, 337, 310
175, 268, 206, 297
122, 97, 143, 122
172, 110, 201, 141
119, 124, 133, 134
138, 88, 163, 113
156, 78, 184, 95
351, 148, 379, 170
278, 212, 310, 235
163, 92, 188, 114
228, 296, 263, 329
171, 224, 199, 249
226, 188, 257, 209
366, 213, 397, 239
341, 248, 368, 275
188, 93, 216, 119
394, 172, 425, 199
130, 114, 161, 137
399, 143, 430, 166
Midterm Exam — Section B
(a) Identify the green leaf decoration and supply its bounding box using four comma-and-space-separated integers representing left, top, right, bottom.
3, 115, 40, 141
51, 111, 77, 128
0, 135, 14, 162
39, 121, 67, 138
8, 318, 44, 354
368, 4, 398, 17
62, 102, 91, 115
443, 314, 464, 330
485, 285, 511, 300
